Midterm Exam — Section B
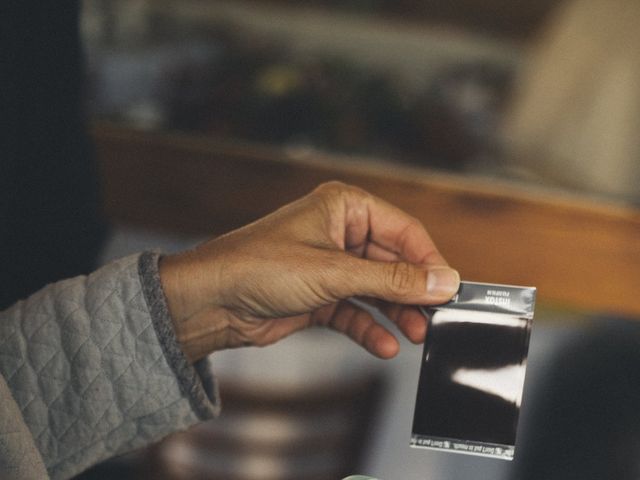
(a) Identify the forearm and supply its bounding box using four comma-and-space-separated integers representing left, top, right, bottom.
0, 253, 219, 479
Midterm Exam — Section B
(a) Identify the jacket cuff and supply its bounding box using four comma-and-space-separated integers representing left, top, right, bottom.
138, 251, 220, 420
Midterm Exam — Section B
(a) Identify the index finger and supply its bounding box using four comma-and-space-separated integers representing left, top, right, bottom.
345, 190, 448, 266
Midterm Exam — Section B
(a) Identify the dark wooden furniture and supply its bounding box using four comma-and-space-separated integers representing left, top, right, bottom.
95, 123, 640, 318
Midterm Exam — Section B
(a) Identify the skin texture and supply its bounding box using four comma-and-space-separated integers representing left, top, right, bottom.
159, 182, 460, 363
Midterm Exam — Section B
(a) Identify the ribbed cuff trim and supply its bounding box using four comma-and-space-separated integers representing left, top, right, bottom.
138, 251, 220, 419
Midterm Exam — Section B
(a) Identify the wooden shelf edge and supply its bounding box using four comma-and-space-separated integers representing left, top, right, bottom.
94, 124, 640, 318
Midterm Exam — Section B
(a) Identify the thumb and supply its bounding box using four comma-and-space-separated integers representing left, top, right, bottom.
342, 257, 460, 305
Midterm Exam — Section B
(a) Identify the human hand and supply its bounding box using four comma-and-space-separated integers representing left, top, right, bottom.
159, 182, 459, 362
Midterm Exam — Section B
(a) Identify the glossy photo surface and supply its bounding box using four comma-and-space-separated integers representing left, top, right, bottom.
411, 282, 536, 460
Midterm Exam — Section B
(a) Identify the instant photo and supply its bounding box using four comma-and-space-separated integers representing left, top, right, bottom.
411, 281, 536, 460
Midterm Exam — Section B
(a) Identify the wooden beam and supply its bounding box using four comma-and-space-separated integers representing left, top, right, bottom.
94, 124, 640, 318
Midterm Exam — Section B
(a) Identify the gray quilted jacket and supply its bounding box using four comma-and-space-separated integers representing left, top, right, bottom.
0, 252, 220, 480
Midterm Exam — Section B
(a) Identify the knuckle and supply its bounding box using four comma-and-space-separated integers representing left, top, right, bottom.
314, 181, 347, 196
402, 217, 425, 240
406, 216, 423, 230
386, 262, 419, 297
311, 181, 364, 221
313, 181, 366, 201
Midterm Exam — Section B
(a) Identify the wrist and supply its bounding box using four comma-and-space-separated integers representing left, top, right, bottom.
159, 250, 230, 362
158, 252, 195, 322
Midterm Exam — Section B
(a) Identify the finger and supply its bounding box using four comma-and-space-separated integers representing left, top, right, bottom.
378, 302, 428, 344
354, 298, 429, 344
347, 240, 402, 262
311, 301, 400, 359
336, 254, 460, 305
344, 189, 448, 266
362, 241, 401, 262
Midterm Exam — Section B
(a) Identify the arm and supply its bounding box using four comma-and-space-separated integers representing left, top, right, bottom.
0, 253, 219, 480
0, 181, 458, 479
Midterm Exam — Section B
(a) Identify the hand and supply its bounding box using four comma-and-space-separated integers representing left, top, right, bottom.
159, 181, 460, 362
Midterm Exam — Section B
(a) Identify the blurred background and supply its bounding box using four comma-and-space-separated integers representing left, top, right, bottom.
11, 0, 640, 478
81, 0, 640, 204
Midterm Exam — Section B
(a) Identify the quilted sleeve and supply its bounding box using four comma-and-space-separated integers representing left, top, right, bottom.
0, 252, 220, 480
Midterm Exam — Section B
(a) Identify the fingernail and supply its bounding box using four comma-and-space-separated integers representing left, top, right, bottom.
426, 267, 460, 298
